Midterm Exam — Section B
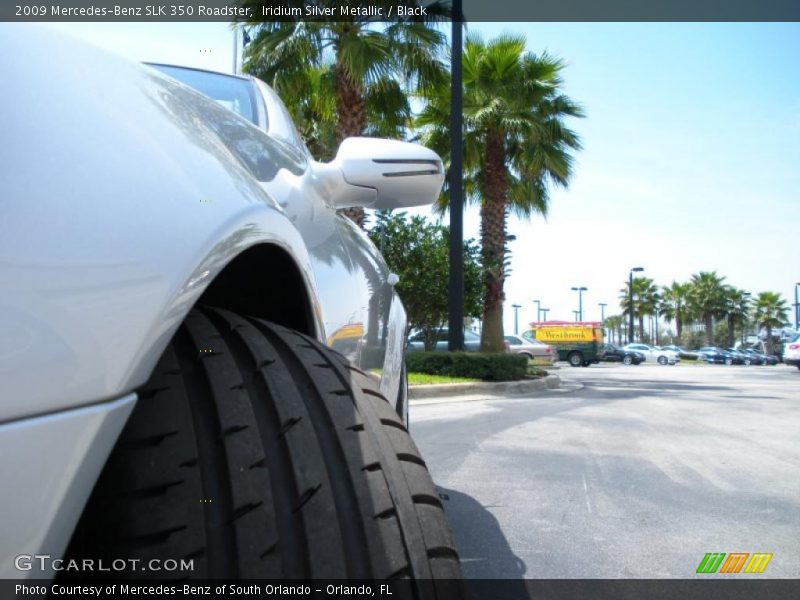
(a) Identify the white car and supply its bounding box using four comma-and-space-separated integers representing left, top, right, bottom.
623, 344, 681, 365
784, 334, 800, 370
504, 335, 557, 363
1, 26, 461, 584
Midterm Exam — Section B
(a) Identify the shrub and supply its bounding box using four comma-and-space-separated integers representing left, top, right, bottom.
405, 352, 529, 381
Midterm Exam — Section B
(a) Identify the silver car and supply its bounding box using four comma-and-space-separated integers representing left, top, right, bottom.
623, 343, 680, 365
407, 328, 482, 352
504, 335, 557, 363
1, 26, 461, 584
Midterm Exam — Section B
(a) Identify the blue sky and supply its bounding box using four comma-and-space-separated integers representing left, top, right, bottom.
49, 22, 800, 333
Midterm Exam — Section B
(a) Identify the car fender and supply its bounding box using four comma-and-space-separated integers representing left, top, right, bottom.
0, 26, 323, 422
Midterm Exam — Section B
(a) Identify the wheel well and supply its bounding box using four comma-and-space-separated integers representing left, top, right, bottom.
197, 244, 315, 336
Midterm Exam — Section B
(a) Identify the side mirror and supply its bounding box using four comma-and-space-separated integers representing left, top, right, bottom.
319, 137, 444, 210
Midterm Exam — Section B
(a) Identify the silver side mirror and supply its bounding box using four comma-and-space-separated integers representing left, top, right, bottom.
317, 137, 445, 210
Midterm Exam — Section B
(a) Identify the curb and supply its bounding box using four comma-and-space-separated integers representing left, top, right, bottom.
409, 374, 561, 400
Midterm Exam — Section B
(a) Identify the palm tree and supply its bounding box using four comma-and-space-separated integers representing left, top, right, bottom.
723, 287, 751, 348
417, 33, 583, 351
241, 11, 448, 226
660, 282, 693, 343
753, 291, 789, 355
619, 276, 659, 343
688, 271, 727, 346
604, 315, 624, 345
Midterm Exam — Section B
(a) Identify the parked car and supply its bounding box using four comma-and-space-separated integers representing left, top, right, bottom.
726, 347, 762, 365
623, 344, 680, 365
505, 335, 556, 363
407, 328, 482, 352
1, 27, 461, 583
741, 347, 779, 365
660, 345, 700, 360
601, 344, 645, 365
696, 347, 739, 365
784, 334, 800, 370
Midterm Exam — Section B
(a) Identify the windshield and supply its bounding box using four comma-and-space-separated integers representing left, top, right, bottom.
149, 64, 258, 124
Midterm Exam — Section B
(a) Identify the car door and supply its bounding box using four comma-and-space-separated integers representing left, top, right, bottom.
255, 81, 402, 398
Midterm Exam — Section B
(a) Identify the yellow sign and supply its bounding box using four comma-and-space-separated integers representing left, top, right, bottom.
533, 326, 596, 343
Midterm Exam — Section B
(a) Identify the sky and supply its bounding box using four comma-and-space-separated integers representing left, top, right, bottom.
47, 21, 800, 334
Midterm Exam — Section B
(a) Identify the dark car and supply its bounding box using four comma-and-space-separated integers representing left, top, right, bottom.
697, 347, 740, 365
741, 347, 779, 365
727, 347, 762, 365
601, 343, 645, 365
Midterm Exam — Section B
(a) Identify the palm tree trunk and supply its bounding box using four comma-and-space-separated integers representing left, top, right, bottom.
638, 315, 645, 343
704, 313, 714, 346
334, 63, 367, 228
765, 325, 773, 355
479, 131, 508, 353
676, 316, 683, 343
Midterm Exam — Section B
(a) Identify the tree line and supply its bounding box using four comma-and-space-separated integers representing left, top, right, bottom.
605, 271, 790, 354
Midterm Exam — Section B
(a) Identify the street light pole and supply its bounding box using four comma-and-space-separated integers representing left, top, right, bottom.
512, 304, 522, 335
795, 282, 800, 331
629, 267, 644, 344
654, 306, 660, 345
533, 299, 541, 322
573, 310, 580, 322
743, 291, 752, 344
447, 0, 464, 352
571, 286, 587, 321
599, 302, 607, 341
541, 308, 550, 320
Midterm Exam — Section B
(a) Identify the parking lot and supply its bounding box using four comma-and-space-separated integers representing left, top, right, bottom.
410, 363, 800, 578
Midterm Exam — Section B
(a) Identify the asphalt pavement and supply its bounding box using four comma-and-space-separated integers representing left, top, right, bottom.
410, 362, 800, 579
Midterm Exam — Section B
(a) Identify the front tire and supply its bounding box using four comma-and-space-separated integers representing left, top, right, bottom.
568, 352, 584, 367
66, 307, 461, 589
622, 355, 633, 366
657, 356, 668, 365
725, 358, 733, 365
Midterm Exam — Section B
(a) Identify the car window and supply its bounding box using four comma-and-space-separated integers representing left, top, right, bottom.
149, 64, 258, 124
409, 333, 423, 342
521, 331, 535, 342
146, 66, 307, 182
504, 336, 521, 346
255, 79, 309, 154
